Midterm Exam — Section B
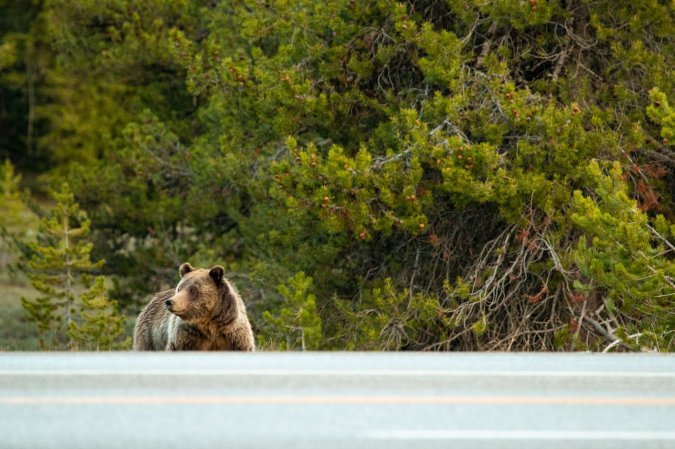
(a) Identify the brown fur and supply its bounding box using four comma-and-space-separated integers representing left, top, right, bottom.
133, 263, 255, 351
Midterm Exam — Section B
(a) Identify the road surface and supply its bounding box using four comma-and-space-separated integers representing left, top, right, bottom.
1, 352, 674, 449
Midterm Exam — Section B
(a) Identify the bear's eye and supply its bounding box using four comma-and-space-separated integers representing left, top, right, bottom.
189, 285, 198, 296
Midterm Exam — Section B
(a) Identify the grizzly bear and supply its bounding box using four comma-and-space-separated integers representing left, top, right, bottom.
133, 263, 255, 351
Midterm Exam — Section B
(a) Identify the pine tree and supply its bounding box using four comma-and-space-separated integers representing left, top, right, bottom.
0, 159, 32, 270
0, 159, 23, 220
571, 161, 675, 350
68, 276, 128, 350
21, 183, 126, 349
0, 160, 20, 247
262, 272, 322, 350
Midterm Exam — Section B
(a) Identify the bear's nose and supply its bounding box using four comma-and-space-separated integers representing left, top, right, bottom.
165, 299, 174, 308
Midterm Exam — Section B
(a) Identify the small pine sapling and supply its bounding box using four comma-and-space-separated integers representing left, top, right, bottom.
21, 183, 127, 349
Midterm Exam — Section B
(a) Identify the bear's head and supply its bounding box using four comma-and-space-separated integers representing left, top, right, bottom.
164, 262, 233, 323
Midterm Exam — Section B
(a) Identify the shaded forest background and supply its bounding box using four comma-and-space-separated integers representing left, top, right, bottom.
0, 0, 673, 351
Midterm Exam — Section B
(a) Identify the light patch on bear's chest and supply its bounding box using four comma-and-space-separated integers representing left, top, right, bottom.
165, 314, 181, 346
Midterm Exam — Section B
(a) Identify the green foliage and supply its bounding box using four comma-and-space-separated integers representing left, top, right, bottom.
37, 0, 197, 168
332, 278, 447, 351
0, 1, 28, 156
0, 159, 35, 273
167, 0, 673, 351
0, 40, 17, 71
571, 161, 674, 350
647, 88, 675, 143
68, 276, 130, 350
0, 159, 26, 229
21, 183, 127, 350
3, 0, 674, 351
261, 272, 322, 350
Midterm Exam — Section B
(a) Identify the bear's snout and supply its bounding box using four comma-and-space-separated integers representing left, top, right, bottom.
165, 299, 174, 309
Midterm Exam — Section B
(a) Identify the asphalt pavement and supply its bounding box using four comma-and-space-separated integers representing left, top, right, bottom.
1, 352, 674, 449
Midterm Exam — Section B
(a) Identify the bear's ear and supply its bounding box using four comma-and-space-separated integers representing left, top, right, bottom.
179, 263, 194, 277
209, 266, 225, 286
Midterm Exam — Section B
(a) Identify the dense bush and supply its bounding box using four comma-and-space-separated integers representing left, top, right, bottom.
1, 0, 673, 350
